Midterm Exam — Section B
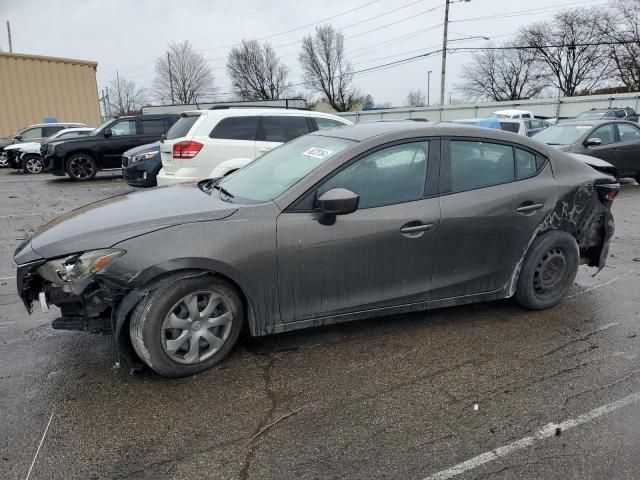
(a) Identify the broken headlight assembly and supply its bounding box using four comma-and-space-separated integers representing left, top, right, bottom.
36, 249, 125, 284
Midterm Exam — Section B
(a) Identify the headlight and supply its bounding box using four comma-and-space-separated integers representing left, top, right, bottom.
37, 249, 125, 284
131, 151, 156, 163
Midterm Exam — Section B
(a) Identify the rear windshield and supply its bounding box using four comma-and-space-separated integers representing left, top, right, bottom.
166, 115, 199, 140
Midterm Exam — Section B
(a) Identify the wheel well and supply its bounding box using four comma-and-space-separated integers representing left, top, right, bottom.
64, 150, 96, 163
116, 268, 252, 366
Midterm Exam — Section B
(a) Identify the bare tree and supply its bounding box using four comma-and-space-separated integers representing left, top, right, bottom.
108, 75, 146, 116
406, 90, 426, 106
361, 94, 374, 110
154, 40, 216, 104
455, 40, 547, 101
227, 40, 290, 100
299, 25, 361, 112
519, 8, 611, 96
598, 0, 640, 91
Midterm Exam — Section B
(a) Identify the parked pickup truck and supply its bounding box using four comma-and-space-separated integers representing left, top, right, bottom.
43, 114, 179, 180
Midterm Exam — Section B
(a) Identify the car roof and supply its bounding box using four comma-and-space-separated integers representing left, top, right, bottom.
24, 122, 85, 128
553, 119, 632, 126
310, 120, 543, 147
182, 108, 347, 120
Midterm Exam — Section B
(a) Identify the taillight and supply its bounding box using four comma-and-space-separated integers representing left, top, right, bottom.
172, 141, 202, 159
595, 183, 620, 202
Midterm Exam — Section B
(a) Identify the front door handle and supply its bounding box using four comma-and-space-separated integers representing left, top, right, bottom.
400, 222, 435, 237
259, 146, 274, 153
516, 202, 544, 213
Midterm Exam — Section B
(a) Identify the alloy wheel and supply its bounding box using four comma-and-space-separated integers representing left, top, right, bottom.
161, 290, 234, 365
25, 157, 44, 174
69, 156, 95, 179
532, 247, 567, 298
0, 152, 8, 167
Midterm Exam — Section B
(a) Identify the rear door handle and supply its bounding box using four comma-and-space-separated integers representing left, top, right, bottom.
259, 147, 274, 153
516, 202, 544, 213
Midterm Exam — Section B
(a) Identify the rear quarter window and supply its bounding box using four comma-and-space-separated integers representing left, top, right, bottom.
166, 115, 200, 140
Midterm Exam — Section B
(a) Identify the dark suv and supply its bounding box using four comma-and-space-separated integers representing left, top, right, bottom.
576, 107, 639, 123
43, 114, 179, 181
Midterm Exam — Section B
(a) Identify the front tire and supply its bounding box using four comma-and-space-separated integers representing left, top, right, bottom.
66, 153, 97, 181
22, 155, 44, 174
514, 230, 579, 310
130, 275, 244, 378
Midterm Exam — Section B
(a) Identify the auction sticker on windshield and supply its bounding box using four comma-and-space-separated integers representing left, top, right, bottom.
303, 147, 334, 159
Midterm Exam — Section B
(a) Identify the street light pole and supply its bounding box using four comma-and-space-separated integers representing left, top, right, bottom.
427, 70, 432, 107
439, 0, 450, 106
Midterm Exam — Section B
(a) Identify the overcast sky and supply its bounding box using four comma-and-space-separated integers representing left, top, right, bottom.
1, 0, 603, 106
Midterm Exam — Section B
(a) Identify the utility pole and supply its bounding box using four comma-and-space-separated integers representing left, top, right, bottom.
167, 52, 174, 104
439, 0, 450, 105
6, 21, 13, 53
427, 70, 432, 107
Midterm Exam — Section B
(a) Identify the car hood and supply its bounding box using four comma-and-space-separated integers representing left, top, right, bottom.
0, 138, 14, 149
5, 141, 39, 151
125, 141, 160, 156
15, 184, 238, 262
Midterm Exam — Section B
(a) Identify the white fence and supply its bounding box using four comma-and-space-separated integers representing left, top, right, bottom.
338, 91, 640, 123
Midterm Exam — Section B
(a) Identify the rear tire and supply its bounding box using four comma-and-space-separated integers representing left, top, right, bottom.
129, 274, 244, 378
66, 153, 97, 181
514, 230, 579, 310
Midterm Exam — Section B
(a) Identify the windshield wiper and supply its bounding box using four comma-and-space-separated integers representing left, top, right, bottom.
212, 184, 234, 199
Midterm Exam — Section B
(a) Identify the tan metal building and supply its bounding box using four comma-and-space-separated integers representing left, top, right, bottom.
0, 52, 102, 138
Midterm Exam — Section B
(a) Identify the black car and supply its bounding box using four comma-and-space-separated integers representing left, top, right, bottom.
576, 107, 639, 123
534, 119, 640, 182
43, 114, 179, 181
122, 142, 161, 187
15, 122, 618, 377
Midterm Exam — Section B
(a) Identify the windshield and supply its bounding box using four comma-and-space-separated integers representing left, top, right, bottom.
91, 119, 115, 135
534, 124, 592, 145
217, 135, 354, 202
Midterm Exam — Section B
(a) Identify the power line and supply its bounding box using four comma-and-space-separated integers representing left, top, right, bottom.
450, 0, 602, 23
199, 0, 382, 52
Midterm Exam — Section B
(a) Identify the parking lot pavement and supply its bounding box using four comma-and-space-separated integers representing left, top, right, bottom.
1, 168, 639, 480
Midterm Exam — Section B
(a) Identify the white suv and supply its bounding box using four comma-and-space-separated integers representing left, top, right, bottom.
157, 108, 351, 186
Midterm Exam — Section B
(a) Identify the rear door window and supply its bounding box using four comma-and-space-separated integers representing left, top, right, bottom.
617, 123, 640, 142
166, 115, 200, 140
449, 140, 515, 192
209, 116, 260, 141
258, 116, 311, 142
515, 148, 537, 178
141, 119, 167, 135
43, 126, 65, 136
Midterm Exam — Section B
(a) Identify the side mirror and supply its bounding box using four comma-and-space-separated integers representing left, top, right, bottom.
585, 137, 602, 147
317, 188, 359, 215
104, 130, 113, 138
13, 135, 22, 141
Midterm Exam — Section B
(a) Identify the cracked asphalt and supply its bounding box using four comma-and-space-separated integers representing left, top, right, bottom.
1, 169, 639, 480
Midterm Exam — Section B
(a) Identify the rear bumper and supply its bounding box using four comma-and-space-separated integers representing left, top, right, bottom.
157, 164, 215, 185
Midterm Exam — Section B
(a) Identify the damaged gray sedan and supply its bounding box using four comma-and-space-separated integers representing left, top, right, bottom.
15, 122, 618, 377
